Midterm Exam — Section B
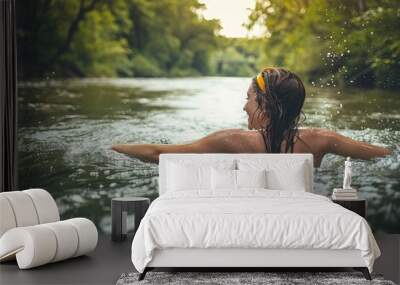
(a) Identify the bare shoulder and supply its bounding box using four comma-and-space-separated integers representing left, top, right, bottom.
195, 128, 265, 153
291, 128, 332, 167
299, 127, 332, 136
298, 127, 335, 141
299, 127, 360, 146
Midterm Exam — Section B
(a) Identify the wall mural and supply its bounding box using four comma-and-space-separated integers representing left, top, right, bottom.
16, 0, 399, 234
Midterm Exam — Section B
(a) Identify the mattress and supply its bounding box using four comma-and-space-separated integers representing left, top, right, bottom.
131, 190, 380, 273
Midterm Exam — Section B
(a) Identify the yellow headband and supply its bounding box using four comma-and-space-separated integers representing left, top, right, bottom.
256, 72, 266, 93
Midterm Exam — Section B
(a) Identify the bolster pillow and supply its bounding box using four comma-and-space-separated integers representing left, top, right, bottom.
0, 218, 98, 269
0, 189, 60, 237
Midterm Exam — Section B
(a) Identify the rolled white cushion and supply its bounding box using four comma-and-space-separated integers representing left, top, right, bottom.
0, 191, 39, 227
42, 221, 79, 262
0, 226, 57, 269
0, 196, 17, 237
0, 218, 98, 269
66, 218, 98, 257
23, 188, 60, 223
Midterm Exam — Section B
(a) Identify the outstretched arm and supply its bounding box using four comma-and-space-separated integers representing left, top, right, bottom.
323, 130, 392, 160
111, 129, 257, 164
111, 143, 190, 163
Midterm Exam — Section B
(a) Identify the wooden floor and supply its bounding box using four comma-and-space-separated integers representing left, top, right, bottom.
0, 234, 133, 285
0, 233, 399, 285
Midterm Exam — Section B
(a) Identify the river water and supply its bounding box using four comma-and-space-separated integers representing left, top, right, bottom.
17, 77, 400, 233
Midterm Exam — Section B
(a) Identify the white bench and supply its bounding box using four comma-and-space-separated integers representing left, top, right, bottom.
0, 188, 98, 269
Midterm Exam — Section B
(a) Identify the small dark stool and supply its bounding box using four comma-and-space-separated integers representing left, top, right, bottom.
331, 197, 366, 218
111, 197, 150, 242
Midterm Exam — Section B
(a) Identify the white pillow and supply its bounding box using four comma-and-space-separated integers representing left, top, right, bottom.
166, 159, 236, 192
211, 168, 268, 190
267, 166, 306, 191
167, 162, 211, 191
237, 159, 307, 191
211, 168, 236, 190
236, 169, 268, 189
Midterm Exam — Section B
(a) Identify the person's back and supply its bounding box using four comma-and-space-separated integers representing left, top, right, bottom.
216, 127, 390, 168
111, 67, 391, 166
111, 126, 390, 167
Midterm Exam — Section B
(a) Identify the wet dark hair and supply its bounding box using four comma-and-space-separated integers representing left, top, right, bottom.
251, 67, 306, 153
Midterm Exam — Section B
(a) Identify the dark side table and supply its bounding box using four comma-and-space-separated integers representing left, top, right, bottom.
331, 197, 366, 218
111, 197, 150, 242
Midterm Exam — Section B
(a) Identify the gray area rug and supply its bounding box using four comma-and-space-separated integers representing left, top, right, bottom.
116, 271, 396, 285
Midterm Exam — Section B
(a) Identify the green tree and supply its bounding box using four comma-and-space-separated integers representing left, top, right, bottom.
16, 0, 221, 78
247, 0, 400, 89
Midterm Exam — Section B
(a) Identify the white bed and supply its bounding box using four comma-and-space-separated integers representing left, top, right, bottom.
131, 153, 380, 280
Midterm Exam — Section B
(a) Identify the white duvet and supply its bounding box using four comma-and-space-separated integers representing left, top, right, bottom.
131, 190, 380, 273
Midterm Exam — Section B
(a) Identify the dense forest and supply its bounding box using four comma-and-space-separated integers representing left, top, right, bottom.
16, 0, 399, 89
248, 0, 400, 89
17, 0, 220, 78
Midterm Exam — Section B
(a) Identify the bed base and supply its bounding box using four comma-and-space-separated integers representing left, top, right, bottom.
137, 248, 372, 281
138, 267, 371, 281
354, 267, 372, 280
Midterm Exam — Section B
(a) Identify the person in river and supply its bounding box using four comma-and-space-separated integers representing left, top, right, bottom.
111, 67, 391, 167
